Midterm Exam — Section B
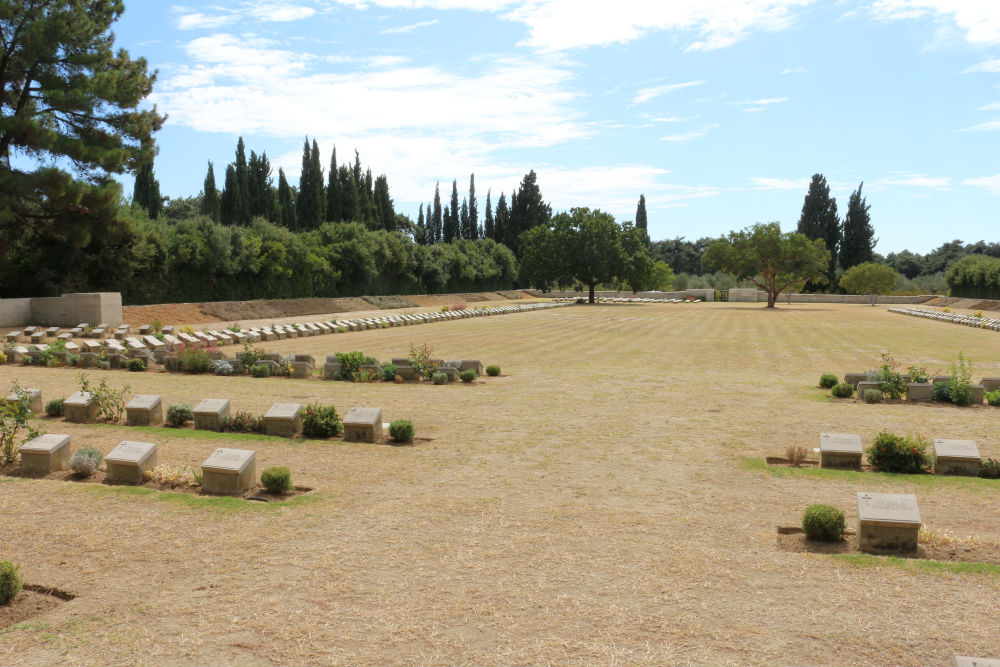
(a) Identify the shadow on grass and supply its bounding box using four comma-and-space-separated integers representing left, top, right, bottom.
63, 482, 324, 513
831, 553, 1000, 577
740, 457, 999, 494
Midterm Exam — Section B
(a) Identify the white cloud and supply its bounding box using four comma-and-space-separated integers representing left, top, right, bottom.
174, 3, 316, 30
963, 58, 1000, 73
958, 118, 1000, 132
380, 18, 439, 33
176, 12, 237, 30
661, 124, 718, 142
250, 5, 316, 21
640, 114, 697, 123
750, 176, 809, 191
877, 174, 952, 188
871, 0, 1000, 46
979, 101, 1000, 111
633, 81, 704, 105
732, 96, 788, 112
963, 174, 1000, 193
780, 65, 807, 74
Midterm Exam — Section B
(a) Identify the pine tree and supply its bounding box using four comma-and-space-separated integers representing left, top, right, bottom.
200, 161, 220, 222
840, 182, 876, 270
326, 146, 341, 221
507, 170, 550, 257
796, 173, 840, 288
133, 161, 161, 219
635, 194, 648, 237
432, 183, 443, 244
494, 192, 509, 246
484, 189, 494, 240
277, 168, 296, 231
468, 174, 478, 240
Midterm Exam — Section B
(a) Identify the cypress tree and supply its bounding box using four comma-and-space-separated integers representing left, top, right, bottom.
484, 189, 494, 240
297, 138, 326, 229
635, 194, 648, 235
432, 183, 443, 244
233, 137, 250, 225
337, 165, 358, 222
200, 161, 220, 222
444, 180, 460, 243
132, 161, 161, 219
460, 198, 470, 239
247, 150, 274, 221
797, 173, 840, 288
363, 168, 376, 226
468, 174, 478, 240
277, 168, 296, 231
312, 139, 325, 224
220, 164, 238, 226
840, 182, 876, 270
507, 170, 549, 257
327, 146, 341, 221
373, 175, 394, 230
416, 204, 426, 245
494, 192, 509, 247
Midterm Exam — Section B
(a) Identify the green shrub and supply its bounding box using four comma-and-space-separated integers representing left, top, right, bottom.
178, 346, 213, 374
802, 504, 846, 542
408, 342, 438, 379
237, 342, 265, 371
866, 431, 930, 474
948, 352, 974, 406
250, 363, 270, 378
818, 373, 838, 389
126, 357, 146, 372
261, 466, 292, 494
389, 419, 415, 443
459, 369, 477, 383
431, 371, 448, 385
220, 411, 264, 433
907, 365, 932, 384
212, 360, 234, 376
77, 374, 130, 422
486, 365, 500, 377
380, 363, 397, 382
0, 560, 22, 606
166, 404, 193, 427
980, 458, 1000, 479
862, 388, 882, 403
985, 390, 1000, 407
70, 446, 104, 476
334, 351, 367, 381
45, 398, 65, 417
932, 382, 953, 403
302, 403, 342, 438
874, 353, 906, 399
0, 384, 39, 464
830, 382, 853, 398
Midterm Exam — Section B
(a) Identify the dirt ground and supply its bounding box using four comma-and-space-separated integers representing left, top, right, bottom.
121, 292, 531, 328
1, 301, 1000, 666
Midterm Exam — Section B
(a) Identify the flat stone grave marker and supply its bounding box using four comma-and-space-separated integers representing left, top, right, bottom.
57, 332, 73, 342
294, 354, 316, 366
980, 377, 1000, 392
819, 433, 862, 469
161, 325, 174, 334
459, 360, 484, 375
955, 657, 1000, 667
5, 331, 22, 343
857, 492, 921, 553
263, 403, 302, 437
23, 326, 37, 334
906, 383, 933, 401
323, 361, 341, 380
193, 398, 230, 431
5, 388, 42, 415
343, 407, 384, 442
291, 361, 313, 379
105, 440, 157, 484
64, 391, 98, 423
138, 325, 152, 335
143, 335, 165, 349
45, 327, 59, 336
20, 434, 72, 475
933, 439, 981, 476
126, 394, 163, 426
83, 339, 101, 352
201, 447, 255, 495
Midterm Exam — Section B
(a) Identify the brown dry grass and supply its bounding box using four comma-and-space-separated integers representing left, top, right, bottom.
2, 302, 1000, 665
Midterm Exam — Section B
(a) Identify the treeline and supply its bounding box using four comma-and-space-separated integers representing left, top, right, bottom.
945, 254, 1000, 299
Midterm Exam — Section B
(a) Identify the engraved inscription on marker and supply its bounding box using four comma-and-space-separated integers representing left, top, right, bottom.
20, 434, 72, 475
105, 440, 157, 484
263, 403, 303, 437
933, 439, 981, 477
343, 407, 384, 442
201, 447, 256, 494
125, 394, 163, 427
819, 433, 863, 470
193, 398, 231, 432
857, 492, 921, 553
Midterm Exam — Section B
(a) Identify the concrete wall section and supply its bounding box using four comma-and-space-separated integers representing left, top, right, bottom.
0, 298, 33, 327
0, 292, 122, 327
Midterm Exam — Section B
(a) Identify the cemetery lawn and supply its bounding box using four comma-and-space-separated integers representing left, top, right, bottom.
2, 301, 999, 666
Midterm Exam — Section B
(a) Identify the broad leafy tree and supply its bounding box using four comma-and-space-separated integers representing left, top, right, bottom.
840, 182, 876, 269
0, 0, 164, 294
703, 222, 830, 308
519, 207, 652, 303
840, 261, 897, 305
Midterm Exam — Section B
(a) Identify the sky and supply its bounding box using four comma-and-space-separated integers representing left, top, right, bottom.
111, 0, 1000, 254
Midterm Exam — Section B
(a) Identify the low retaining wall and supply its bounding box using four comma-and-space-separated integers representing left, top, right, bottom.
526, 289, 714, 301
0, 292, 122, 327
730, 289, 935, 305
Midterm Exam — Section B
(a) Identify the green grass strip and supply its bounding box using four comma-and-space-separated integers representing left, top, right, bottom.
831, 553, 1000, 576
66, 482, 323, 513
91, 422, 299, 444
740, 457, 999, 494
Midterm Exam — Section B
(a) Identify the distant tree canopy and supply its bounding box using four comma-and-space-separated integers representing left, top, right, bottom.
945, 254, 1000, 300
840, 262, 897, 305
704, 222, 830, 308
0, 0, 164, 295
519, 207, 653, 303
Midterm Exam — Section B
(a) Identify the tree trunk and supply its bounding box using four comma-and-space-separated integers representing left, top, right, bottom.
589, 283, 595, 304
767, 291, 777, 308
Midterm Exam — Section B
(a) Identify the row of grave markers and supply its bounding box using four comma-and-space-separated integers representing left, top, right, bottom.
842, 372, 998, 404
3, 301, 570, 365
889, 306, 1000, 331
552, 296, 701, 304
819, 432, 984, 476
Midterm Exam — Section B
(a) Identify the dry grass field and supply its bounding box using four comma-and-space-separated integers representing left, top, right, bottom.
1, 301, 999, 666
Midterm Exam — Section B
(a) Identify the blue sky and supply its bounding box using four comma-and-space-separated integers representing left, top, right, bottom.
114, 1, 999, 254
